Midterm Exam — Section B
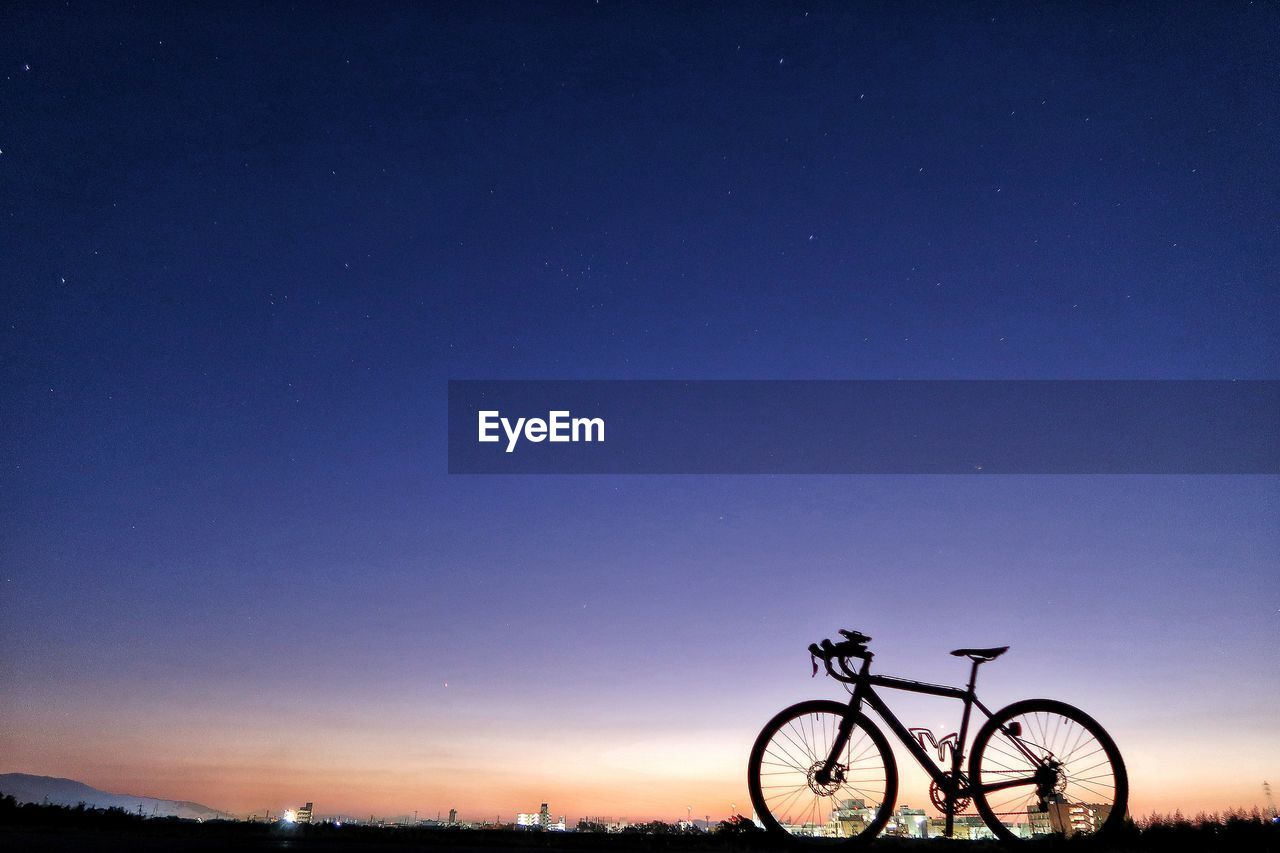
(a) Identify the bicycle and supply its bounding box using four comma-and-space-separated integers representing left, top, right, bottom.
747, 630, 1127, 843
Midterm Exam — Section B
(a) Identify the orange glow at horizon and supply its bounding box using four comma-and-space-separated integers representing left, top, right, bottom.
3, 710, 1275, 823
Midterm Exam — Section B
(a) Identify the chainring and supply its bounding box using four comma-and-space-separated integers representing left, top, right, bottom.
929, 772, 971, 814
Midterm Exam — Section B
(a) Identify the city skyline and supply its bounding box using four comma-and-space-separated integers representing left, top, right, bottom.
2, 0, 1276, 832
0, 773, 1206, 835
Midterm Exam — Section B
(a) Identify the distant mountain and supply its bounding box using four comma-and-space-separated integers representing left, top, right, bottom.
0, 773, 226, 820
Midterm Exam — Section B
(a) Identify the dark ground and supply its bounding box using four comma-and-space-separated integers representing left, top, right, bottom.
4, 797, 1278, 853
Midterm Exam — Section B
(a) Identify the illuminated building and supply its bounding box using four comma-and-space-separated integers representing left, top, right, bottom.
831, 798, 875, 837
891, 805, 927, 838
1046, 802, 1112, 836
294, 802, 313, 825
516, 803, 566, 831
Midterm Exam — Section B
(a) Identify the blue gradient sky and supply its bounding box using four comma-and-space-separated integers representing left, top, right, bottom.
1, 1, 1277, 820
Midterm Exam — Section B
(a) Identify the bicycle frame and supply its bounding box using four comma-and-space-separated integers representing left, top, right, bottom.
821, 652, 1045, 838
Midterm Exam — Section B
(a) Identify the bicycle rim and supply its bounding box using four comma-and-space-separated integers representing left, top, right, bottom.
748, 700, 896, 843
970, 699, 1127, 840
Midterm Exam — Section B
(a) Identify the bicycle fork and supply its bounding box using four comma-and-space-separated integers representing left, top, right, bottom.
814, 656, 872, 789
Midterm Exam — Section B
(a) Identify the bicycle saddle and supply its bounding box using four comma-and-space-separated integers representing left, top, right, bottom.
950, 646, 1009, 662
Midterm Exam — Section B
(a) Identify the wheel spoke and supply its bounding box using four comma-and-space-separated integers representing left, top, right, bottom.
774, 727, 815, 767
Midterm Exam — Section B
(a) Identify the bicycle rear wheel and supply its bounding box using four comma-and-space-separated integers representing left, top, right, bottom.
969, 699, 1127, 840
747, 700, 897, 844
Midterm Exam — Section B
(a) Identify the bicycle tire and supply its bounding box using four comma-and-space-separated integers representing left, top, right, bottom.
969, 698, 1128, 841
747, 699, 897, 845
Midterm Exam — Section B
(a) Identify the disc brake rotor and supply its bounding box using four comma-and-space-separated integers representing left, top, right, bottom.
806, 761, 846, 796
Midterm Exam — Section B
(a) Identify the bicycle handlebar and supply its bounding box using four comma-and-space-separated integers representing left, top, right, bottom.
809, 629, 873, 680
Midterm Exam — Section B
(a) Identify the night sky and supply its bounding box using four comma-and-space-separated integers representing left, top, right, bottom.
2, 2, 1277, 822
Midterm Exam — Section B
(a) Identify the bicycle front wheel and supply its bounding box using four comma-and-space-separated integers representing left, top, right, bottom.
969, 699, 1128, 841
747, 700, 897, 844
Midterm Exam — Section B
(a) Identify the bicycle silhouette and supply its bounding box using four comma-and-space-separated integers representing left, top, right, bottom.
747, 630, 1127, 842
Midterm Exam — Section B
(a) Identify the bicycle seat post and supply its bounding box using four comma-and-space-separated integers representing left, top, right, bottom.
947, 655, 986, 839
966, 658, 982, 694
